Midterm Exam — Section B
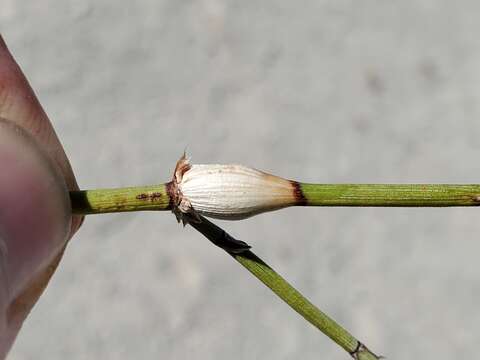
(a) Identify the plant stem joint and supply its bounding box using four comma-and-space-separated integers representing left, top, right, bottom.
349, 341, 382, 360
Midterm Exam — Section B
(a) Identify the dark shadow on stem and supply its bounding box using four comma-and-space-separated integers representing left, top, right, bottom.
186, 215, 252, 255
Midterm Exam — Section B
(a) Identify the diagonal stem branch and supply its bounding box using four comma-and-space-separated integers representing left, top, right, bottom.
188, 215, 382, 360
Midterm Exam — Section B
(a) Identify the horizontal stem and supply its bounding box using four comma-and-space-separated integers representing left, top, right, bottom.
300, 183, 480, 207
70, 184, 171, 214
70, 183, 480, 216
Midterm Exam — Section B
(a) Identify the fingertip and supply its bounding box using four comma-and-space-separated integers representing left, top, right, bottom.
0, 119, 71, 300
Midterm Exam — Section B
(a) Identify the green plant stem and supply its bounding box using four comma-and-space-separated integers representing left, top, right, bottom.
70, 184, 170, 214
70, 183, 480, 215
68, 181, 477, 358
300, 183, 480, 207
189, 215, 380, 360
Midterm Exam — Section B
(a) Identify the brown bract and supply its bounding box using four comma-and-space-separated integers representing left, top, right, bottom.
168, 153, 199, 225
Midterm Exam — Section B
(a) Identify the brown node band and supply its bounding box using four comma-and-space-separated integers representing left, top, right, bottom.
291, 181, 308, 206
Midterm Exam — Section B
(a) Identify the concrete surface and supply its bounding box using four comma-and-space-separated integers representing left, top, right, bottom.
3, 1, 480, 359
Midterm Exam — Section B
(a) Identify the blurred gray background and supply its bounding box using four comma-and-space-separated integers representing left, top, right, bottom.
3, 1, 480, 359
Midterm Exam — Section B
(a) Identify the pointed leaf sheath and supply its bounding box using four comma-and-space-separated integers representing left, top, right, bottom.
172, 156, 298, 221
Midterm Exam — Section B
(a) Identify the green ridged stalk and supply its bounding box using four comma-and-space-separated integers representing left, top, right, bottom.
70, 184, 480, 215
189, 215, 381, 360
233, 251, 378, 359
69, 177, 480, 360
70, 184, 170, 214
299, 183, 480, 207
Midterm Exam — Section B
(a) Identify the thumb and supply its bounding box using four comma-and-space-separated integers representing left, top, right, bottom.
0, 119, 71, 357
